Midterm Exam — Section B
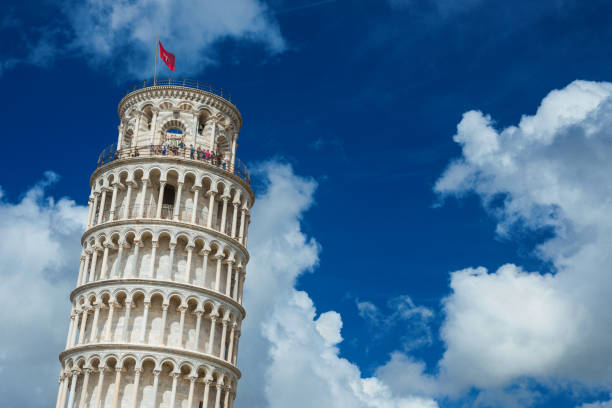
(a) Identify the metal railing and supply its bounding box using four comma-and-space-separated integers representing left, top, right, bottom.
125, 78, 233, 103
96, 144, 251, 184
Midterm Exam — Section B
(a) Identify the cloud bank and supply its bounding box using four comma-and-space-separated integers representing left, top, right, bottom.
0, 172, 87, 407
427, 80, 612, 402
3, 0, 285, 77
237, 161, 437, 408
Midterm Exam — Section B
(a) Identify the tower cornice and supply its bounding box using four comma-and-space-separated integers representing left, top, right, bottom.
71, 278, 247, 318
60, 343, 242, 378
81, 219, 250, 263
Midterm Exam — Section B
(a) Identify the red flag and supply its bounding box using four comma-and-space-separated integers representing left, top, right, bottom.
159, 40, 175, 71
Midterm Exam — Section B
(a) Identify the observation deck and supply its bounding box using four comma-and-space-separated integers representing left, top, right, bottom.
96, 143, 251, 185
125, 77, 234, 104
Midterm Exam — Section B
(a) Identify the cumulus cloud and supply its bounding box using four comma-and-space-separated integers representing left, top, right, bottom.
233, 161, 438, 408
428, 80, 612, 400
0, 172, 87, 407
3, 0, 285, 77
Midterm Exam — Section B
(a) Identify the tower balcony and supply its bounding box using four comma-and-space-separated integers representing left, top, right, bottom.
96, 143, 251, 185
125, 77, 234, 104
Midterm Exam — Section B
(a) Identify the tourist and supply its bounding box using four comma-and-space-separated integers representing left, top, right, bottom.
190, 144, 195, 159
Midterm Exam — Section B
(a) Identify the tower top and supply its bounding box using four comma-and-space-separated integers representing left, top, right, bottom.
97, 78, 249, 184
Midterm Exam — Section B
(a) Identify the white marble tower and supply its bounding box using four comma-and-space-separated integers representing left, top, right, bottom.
56, 79, 253, 408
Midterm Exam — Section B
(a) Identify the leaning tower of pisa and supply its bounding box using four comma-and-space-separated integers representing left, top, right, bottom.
56, 79, 253, 408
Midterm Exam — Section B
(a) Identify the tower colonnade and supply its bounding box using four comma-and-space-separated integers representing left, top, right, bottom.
57, 82, 253, 408
86, 162, 252, 247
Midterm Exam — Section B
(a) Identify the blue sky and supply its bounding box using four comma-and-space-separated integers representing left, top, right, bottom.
2, 0, 612, 407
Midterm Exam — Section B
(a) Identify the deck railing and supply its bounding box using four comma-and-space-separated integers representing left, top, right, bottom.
96, 144, 250, 184
125, 78, 233, 103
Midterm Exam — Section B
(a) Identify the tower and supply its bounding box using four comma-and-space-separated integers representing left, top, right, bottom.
56, 79, 253, 408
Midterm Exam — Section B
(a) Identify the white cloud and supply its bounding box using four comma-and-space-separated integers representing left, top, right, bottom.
580, 395, 612, 408
428, 80, 612, 400
234, 161, 438, 408
3, 0, 285, 77
0, 172, 87, 407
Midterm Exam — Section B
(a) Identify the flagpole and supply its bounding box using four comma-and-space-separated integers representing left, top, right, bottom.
154, 34, 158, 86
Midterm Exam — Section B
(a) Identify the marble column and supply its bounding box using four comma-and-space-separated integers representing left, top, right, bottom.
191, 187, 200, 223
129, 240, 142, 278
109, 184, 119, 221
150, 370, 161, 407
185, 245, 194, 284
77, 308, 90, 345
94, 366, 106, 408
88, 247, 100, 283
200, 248, 210, 287
214, 384, 223, 408
193, 311, 203, 351
219, 320, 228, 359
66, 371, 79, 408
206, 191, 217, 228
150, 240, 159, 279
156, 181, 166, 218
77, 255, 86, 286
230, 202, 239, 238
121, 300, 132, 342
201, 380, 211, 408
168, 243, 176, 280
238, 208, 247, 244
177, 305, 187, 348
104, 302, 117, 342
99, 244, 111, 280
111, 367, 122, 408
140, 301, 150, 343
220, 196, 230, 234
224, 260, 234, 297
78, 368, 91, 408
123, 181, 133, 219
173, 182, 183, 221
214, 254, 224, 292
97, 189, 107, 224
207, 316, 217, 354
227, 323, 236, 363
70, 312, 81, 347
112, 241, 128, 278
129, 368, 142, 408
89, 302, 101, 343
186, 376, 197, 408
138, 179, 149, 218
169, 372, 179, 408
159, 304, 169, 345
